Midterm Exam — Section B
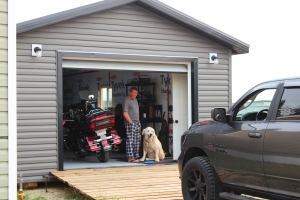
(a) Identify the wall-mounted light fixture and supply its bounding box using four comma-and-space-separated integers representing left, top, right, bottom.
32, 44, 42, 57
209, 53, 218, 64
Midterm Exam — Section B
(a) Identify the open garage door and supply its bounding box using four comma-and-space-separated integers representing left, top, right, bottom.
60, 58, 192, 169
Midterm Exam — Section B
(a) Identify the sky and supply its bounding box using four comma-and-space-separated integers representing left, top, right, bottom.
16, 0, 300, 102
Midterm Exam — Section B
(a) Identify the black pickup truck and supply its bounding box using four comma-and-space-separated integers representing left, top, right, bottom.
178, 77, 300, 200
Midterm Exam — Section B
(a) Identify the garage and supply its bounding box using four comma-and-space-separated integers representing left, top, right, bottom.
17, 0, 249, 182
60, 54, 195, 170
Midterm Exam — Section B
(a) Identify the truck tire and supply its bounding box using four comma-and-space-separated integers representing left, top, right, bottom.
182, 156, 215, 200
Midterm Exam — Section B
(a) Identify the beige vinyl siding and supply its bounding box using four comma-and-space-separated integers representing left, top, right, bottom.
0, 0, 8, 199
0, 25, 7, 38
17, 3, 230, 182
198, 59, 231, 118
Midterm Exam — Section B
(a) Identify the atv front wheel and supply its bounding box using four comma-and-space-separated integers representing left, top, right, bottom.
73, 148, 86, 158
97, 150, 109, 162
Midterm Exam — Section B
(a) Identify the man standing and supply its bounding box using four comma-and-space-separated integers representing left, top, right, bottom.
123, 87, 141, 163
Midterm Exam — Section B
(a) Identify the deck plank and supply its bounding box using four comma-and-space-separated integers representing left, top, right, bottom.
51, 164, 183, 200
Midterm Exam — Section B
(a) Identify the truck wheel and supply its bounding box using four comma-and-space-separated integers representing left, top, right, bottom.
182, 157, 215, 200
97, 150, 109, 162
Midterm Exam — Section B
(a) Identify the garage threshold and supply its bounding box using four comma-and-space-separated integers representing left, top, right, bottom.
50, 164, 183, 200
63, 150, 176, 170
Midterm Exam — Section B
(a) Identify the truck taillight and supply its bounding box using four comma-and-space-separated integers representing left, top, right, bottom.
62, 121, 66, 126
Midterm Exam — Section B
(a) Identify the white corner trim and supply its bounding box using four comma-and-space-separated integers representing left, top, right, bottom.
187, 63, 192, 128
8, 0, 17, 199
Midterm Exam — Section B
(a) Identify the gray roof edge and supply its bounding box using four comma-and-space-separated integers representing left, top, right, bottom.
17, 0, 139, 34
17, 0, 249, 54
137, 0, 249, 54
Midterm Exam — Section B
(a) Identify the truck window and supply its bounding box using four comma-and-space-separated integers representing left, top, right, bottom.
276, 87, 300, 120
235, 89, 276, 121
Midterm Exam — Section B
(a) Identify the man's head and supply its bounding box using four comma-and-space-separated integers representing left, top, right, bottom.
129, 87, 138, 100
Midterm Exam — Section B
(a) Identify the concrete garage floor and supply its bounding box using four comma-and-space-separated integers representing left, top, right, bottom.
63, 149, 176, 170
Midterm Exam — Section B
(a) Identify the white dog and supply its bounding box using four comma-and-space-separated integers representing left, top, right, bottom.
140, 127, 165, 162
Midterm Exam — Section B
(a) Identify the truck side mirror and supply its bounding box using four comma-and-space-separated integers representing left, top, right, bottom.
211, 108, 226, 122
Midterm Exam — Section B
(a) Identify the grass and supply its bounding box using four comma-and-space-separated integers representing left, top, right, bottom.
96, 189, 124, 200
18, 182, 146, 200
18, 192, 46, 200
20, 187, 129, 200
63, 187, 92, 200
19, 188, 92, 200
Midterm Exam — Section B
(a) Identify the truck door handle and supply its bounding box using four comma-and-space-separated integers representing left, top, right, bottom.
248, 132, 262, 138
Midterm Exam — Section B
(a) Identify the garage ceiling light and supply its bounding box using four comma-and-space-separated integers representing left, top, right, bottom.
32, 44, 42, 57
209, 53, 218, 64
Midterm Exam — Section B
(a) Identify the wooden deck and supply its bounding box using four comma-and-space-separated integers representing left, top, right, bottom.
50, 164, 183, 200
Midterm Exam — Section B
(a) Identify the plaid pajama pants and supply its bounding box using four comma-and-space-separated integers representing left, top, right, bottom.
126, 121, 141, 159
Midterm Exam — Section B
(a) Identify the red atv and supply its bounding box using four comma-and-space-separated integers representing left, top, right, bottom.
63, 99, 121, 162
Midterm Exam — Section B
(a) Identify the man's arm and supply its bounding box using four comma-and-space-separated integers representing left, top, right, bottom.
123, 111, 133, 124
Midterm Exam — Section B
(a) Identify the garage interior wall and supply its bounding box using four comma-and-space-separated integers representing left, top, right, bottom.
0, 0, 8, 198
16, 3, 230, 182
63, 70, 172, 118
63, 66, 176, 144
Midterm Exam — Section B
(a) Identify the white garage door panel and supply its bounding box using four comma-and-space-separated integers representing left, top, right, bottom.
63, 60, 187, 72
